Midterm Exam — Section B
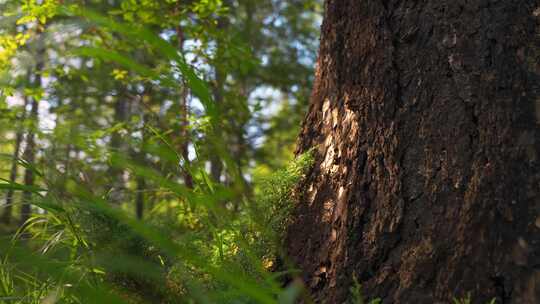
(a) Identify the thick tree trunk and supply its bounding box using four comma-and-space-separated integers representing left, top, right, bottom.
286, 1, 540, 303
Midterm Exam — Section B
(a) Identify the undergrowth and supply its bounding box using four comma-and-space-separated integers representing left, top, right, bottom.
249, 150, 314, 265
348, 275, 381, 304
0, 151, 314, 303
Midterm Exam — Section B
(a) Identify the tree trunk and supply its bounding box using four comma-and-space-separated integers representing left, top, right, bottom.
135, 175, 145, 220
209, 0, 231, 183
21, 29, 47, 225
2, 97, 29, 225
176, 23, 194, 189
20, 87, 40, 225
286, 1, 540, 303
135, 109, 149, 220
107, 90, 128, 204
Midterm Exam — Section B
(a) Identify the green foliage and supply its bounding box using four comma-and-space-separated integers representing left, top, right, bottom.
453, 294, 497, 304
0, 154, 310, 302
0, 0, 321, 302
348, 275, 381, 304
454, 294, 473, 304
254, 150, 314, 246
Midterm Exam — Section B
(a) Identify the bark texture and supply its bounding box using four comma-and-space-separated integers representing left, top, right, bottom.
286, 1, 540, 303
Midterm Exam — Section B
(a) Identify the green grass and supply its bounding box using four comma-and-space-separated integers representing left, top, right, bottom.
0, 151, 314, 303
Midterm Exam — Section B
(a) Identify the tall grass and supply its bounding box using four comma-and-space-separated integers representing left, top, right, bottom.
0, 141, 313, 303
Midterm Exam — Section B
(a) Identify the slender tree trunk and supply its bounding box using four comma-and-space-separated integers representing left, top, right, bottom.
20, 33, 45, 224
135, 175, 145, 220
286, 1, 540, 303
107, 90, 128, 204
210, 58, 225, 183
176, 24, 194, 189
20, 27, 47, 225
209, 0, 232, 183
180, 83, 193, 189
20, 84, 41, 225
50, 98, 67, 199
135, 106, 150, 220
2, 97, 29, 225
135, 120, 146, 219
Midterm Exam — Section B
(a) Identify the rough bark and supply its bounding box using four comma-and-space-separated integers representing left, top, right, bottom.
286, 1, 540, 303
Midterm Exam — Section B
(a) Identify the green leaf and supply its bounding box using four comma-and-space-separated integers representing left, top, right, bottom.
60, 7, 217, 120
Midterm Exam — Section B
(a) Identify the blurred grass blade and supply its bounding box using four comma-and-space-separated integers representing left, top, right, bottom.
0, 182, 46, 195
0, 243, 128, 304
